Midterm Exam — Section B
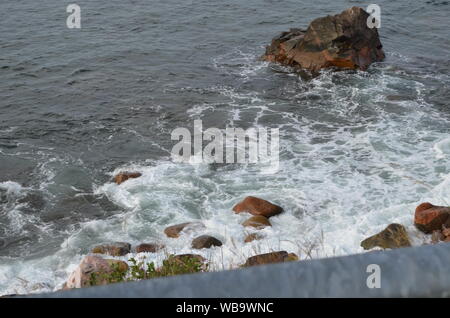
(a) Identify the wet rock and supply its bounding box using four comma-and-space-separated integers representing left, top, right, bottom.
442, 226, 450, 237
243, 251, 299, 267
113, 172, 142, 185
285, 253, 299, 262
242, 215, 271, 229
360, 224, 411, 250
63, 255, 128, 289
244, 233, 264, 243
431, 230, 445, 244
91, 242, 131, 256
414, 202, 450, 233
262, 7, 385, 71
233, 196, 283, 218
192, 235, 223, 249
135, 243, 164, 253
164, 222, 205, 238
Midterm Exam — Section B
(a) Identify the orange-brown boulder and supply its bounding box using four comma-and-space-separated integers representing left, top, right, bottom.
262, 7, 385, 72
233, 196, 283, 218
114, 172, 142, 185
414, 202, 450, 233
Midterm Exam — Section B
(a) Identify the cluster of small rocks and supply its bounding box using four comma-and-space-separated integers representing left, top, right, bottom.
162, 195, 298, 264
360, 202, 450, 251
70, 172, 450, 291
61, 170, 299, 290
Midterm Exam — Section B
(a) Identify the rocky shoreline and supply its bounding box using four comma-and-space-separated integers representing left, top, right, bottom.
12, 6, 445, 294
57, 171, 450, 291
62, 175, 300, 290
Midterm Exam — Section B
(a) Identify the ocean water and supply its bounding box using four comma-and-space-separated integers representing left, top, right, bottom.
0, 0, 449, 295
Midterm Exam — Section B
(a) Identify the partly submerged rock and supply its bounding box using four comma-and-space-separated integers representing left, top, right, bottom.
191, 235, 223, 249
63, 255, 128, 289
262, 7, 385, 72
135, 243, 164, 253
233, 196, 283, 218
360, 224, 411, 250
242, 215, 271, 229
243, 251, 298, 267
244, 232, 265, 243
164, 222, 205, 238
414, 202, 450, 233
113, 172, 142, 185
91, 242, 131, 256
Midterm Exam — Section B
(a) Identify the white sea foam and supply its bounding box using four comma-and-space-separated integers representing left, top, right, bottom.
1, 50, 449, 296
434, 138, 450, 159
0, 181, 24, 195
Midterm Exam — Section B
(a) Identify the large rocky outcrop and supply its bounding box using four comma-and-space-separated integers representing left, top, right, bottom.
262, 7, 385, 71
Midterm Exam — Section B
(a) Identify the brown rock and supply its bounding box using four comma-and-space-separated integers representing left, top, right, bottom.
105, 259, 129, 272
192, 235, 222, 249
286, 253, 299, 261
244, 233, 264, 243
91, 242, 131, 256
242, 215, 271, 229
442, 227, 450, 237
164, 222, 205, 238
262, 7, 385, 72
431, 230, 445, 244
243, 251, 298, 267
164, 254, 207, 268
63, 255, 128, 289
135, 243, 164, 253
114, 172, 142, 185
414, 202, 450, 233
233, 196, 283, 218
360, 224, 411, 250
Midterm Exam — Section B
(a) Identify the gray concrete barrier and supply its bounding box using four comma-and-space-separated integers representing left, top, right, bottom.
32, 243, 450, 297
